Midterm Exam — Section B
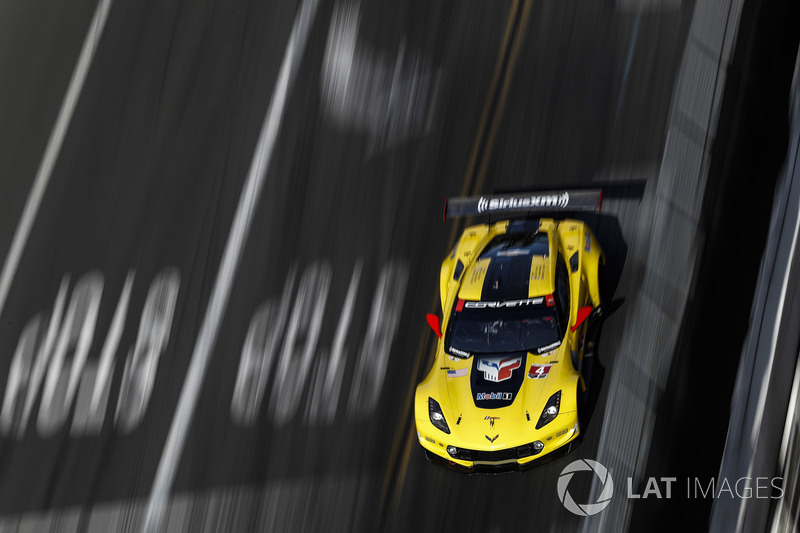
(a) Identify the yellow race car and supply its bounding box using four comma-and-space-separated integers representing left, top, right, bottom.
415, 190, 610, 471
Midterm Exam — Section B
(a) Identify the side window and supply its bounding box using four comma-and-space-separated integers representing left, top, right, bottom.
556, 257, 570, 326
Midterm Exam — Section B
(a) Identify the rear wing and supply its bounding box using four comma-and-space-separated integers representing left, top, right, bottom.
444, 189, 602, 219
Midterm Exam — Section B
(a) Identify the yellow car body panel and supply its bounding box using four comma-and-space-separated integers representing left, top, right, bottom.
458, 257, 492, 301
416, 217, 605, 470
527, 255, 553, 297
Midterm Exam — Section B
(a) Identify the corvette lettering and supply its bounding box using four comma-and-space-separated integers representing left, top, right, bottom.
476, 392, 513, 401
476, 192, 569, 213
464, 298, 543, 309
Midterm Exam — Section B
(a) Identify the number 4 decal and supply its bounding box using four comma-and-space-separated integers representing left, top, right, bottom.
528, 364, 552, 379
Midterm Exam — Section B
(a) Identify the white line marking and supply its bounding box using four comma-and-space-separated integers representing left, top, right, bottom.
91, 272, 134, 413
0, 0, 114, 319
143, 0, 320, 530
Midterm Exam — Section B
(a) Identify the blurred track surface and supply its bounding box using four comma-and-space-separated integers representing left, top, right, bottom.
0, 0, 760, 531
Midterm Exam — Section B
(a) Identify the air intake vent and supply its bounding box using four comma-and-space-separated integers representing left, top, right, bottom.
453, 260, 464, 280
530, 264, 545, 280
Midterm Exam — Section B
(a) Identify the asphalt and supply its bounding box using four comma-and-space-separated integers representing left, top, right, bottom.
2, 0, 786, 531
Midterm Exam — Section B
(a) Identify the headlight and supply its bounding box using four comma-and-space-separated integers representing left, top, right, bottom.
429, 397, 450, 434
536, 391, 561, 429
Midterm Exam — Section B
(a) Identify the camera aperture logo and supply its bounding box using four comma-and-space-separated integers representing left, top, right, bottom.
558, 459, 614, 516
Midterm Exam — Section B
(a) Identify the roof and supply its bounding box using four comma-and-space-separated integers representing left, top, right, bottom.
458, 227, 555, 301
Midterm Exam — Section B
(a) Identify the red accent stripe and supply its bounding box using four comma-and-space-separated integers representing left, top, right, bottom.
545, 294, 555, 307
597, 188, 603, 213
456, 299, 465, 312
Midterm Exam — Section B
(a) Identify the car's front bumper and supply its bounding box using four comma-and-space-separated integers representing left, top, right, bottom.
416, 418, 581, 473
422, 437, 582, 473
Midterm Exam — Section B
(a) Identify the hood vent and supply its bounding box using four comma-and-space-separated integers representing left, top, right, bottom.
530, 263, 546, 281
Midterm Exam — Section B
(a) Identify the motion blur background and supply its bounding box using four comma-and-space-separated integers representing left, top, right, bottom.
0, 0, 799, 531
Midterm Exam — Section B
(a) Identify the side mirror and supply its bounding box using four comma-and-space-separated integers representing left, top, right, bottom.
426, 314, 442, 338
593, 298, 624, 322
570, 299, 625, 332
570, 306, 593, 332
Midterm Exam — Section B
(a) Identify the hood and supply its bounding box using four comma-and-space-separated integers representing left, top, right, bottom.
457, 231, 556, 302
469, 353, 527, 408
443, 344, 568, 448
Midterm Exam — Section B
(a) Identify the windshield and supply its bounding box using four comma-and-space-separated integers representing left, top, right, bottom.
445, 305, 562, 356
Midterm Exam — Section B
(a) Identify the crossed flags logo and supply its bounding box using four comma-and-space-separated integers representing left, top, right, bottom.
477, 356, 522, 382
557, 459, 614, 516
